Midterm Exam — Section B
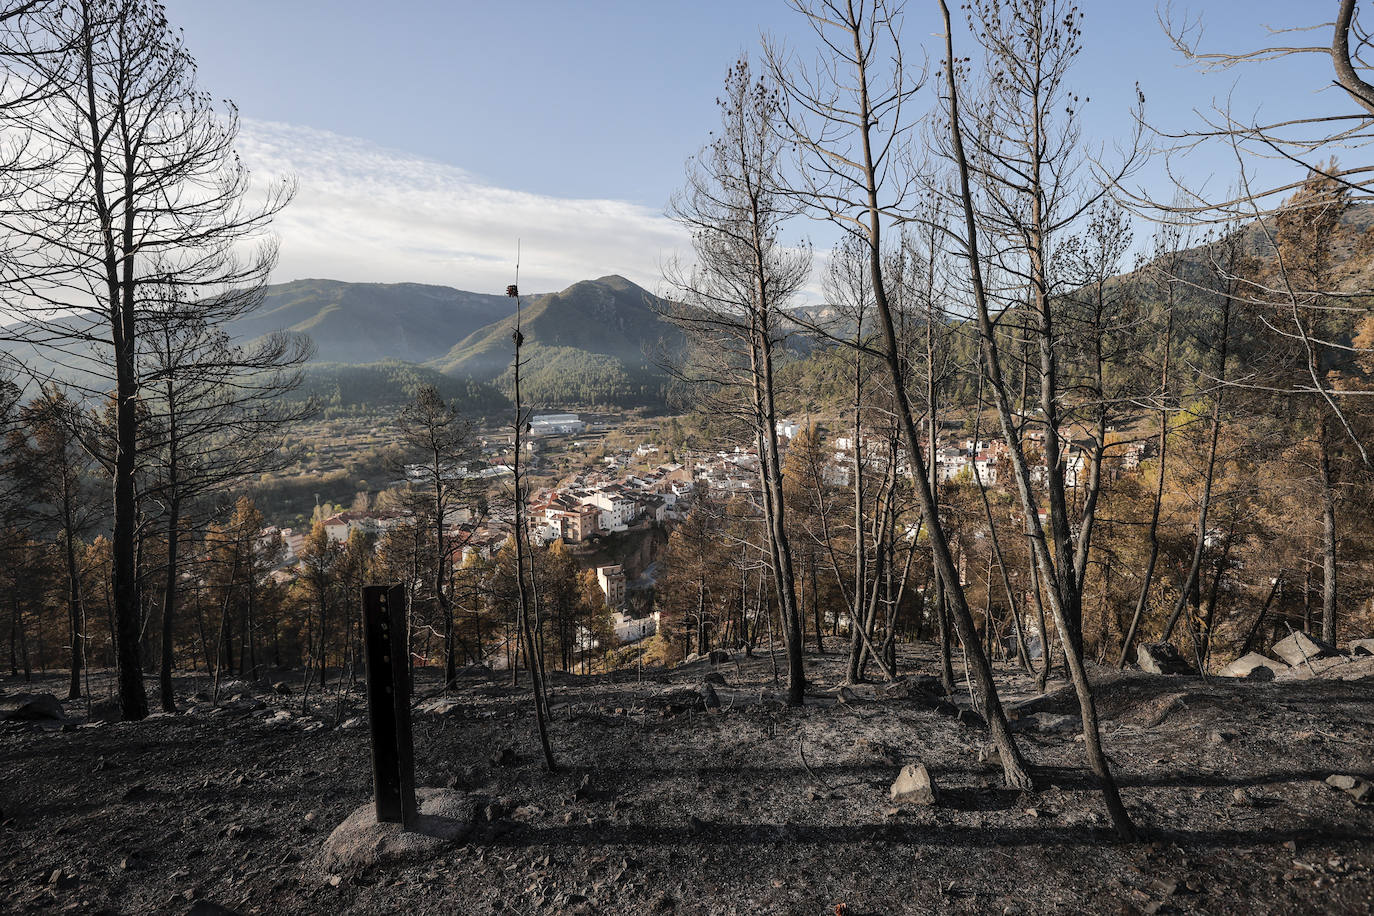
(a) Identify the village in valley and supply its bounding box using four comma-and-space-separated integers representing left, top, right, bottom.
253, 406, 1151, 673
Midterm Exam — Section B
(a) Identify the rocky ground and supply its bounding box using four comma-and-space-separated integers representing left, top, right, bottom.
1, 645, 1373, 915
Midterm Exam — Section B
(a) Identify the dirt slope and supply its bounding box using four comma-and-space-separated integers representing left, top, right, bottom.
1, 646, 1371, 915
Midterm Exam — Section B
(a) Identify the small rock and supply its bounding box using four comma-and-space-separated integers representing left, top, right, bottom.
1209, 730, 1237, 744
1231, 788, 1253, 807
423, 699, 464, 717
1349, 638, 1374, 657
836, 686, 858, 704
1325, 774, 1372, 803
890, 763, 937, 805
1149, 877, 1177, 895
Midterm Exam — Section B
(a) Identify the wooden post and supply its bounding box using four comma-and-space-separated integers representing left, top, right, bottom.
362, 583, 417, 828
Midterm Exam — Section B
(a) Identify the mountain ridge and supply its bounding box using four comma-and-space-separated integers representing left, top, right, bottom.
232, 278, 521, 365
226, 274, 686, 408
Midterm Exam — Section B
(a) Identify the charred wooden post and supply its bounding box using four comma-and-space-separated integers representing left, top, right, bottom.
361, 583, 417, 828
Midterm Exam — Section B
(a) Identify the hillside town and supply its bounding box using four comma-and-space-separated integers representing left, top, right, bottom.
249, 409, 1146, 663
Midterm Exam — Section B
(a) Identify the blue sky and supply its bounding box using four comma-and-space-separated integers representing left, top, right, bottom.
162, 0, 1345, 297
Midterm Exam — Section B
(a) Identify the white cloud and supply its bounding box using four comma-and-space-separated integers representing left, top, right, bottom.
235, 119, 688, 295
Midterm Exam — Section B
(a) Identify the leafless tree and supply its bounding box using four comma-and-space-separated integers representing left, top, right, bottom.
664, 56, 812, 704
768, 0, 1033, 789
1150, 0, 1374, 216
139, 297, 310, 711
1141, 2, 1374, 481
1118, 215, 1190, 667
0, 0, 292, 719
5, 385, 101, 699
507, 279, 556, 772
397, 384, 480, 688
933, 0, 1143, 838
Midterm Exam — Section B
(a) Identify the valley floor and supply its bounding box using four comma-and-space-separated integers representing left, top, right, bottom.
2, 646, 1373, 915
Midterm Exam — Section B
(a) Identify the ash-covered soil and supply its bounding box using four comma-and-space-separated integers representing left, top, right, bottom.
2, 646, 1373, 915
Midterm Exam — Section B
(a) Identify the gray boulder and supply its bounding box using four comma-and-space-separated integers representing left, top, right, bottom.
418, 698, 464, 717
1271, 631, 1336, 667
0, 692, 65, 721
890, 763, 937, 805
1346, 638, 1374, 657
322, 788, 473, 870
1137, 642, 1196, 675
1219, 652, 1289, 679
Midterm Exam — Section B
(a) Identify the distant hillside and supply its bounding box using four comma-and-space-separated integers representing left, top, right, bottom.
288, 361, 509, 416
428, 275, 686, 406
229, 279, 519, 364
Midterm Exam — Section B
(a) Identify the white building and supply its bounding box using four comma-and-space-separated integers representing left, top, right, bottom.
613, 610, 659, 644
529, 413, 584, 436
586, 488, 638, 532
320, 511, 406, 544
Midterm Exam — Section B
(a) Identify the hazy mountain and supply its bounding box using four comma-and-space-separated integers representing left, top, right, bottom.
229, 279, 519, 365
428, 275, 682, 377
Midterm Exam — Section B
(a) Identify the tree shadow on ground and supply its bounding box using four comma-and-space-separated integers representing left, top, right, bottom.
477, 819, 1371, 850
